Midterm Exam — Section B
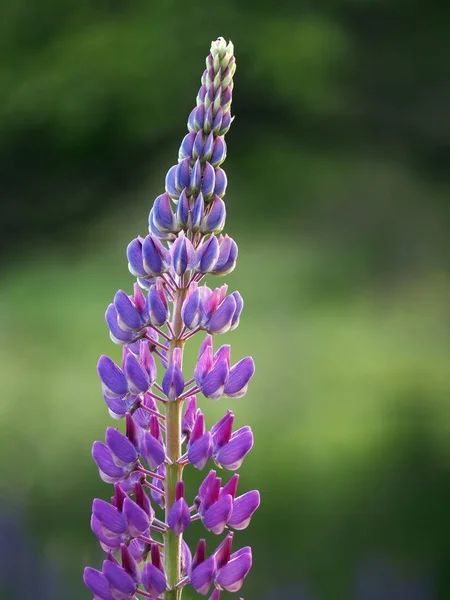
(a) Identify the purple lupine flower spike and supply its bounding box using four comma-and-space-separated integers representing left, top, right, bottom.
84, 37, 257, 600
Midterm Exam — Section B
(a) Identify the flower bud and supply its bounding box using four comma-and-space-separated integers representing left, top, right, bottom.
171, 233, 198, 275
202, 131, 214, 162
212, 235, 238, 275
175, 188, 190, 229
197, 235, 220, 273
105, 304, 135, 345
211, 136, 227, 167
218, 110, 232, 136
211, 410, 234, 452
213, 167, 227, 198
92, 498, 127, 538
203, 494, 233, 535
201, 196, 226, 234
142, 234, 171, 276
92, 441, 129, 484
190, 159, 202, 196
212, 107, 223, 135
214, 531, 233, 569
191, 192, 205, 231
215, 547, 252, 593
124, 353, 150, 395
216, 426, 253, 470
105, 427, 138, 468
190, 554, 216, 596
202, 161, 216, 200
168, 481, 191, 535
123, 497, 150, 537
141, 430, 165, 471
98, 355, 128, 398
120, 544, 141, 585
126, 237, 146, 278
178, 131, 196, 161
206, 294, 237, 335
142, 545, 167, 597
162, 347, 184, 400
181, 282, 203, 329
152, 192, 178, 233
193, 130, 204, 161
182, 395, 197, 439
165, 165, 179, 199
146, 279, 169, 326
227, 490, 260, 530
224, 357, 255, 398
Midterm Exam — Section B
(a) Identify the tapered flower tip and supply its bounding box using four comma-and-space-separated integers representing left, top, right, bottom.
142, 561, 167, 597
92, 441, 127, 483
188, 431, 213, 470
141, 430, 165, 471
192, 538, 207, 571
124, 353, 150, 395
83, 567, 115, 600
209, 588, 221, 600
182, 395, 197, 438
127, 237, 146, 278
228, 490, 260, 530
211, 410, 234, 452
198, 235, 220, 273
134, 481, 154, 520
214, 531, 234, 569
216, 547, 252, 593
98, 355, 128, 398
203, 494, 233, 535
167, 496, 191, 535
105, 427, 138, 467
114, 290, 143, 332
216, 427, 254, 470
147, 280, 169, 326
220, 473, 239, 501
142, 234, 171, 276
151, 471, 165, 508
171, 233, 198, 275
191, 554, 217, 595
123, 497, 150, 537
224, 357, 255, 398
105, 304, 135, 345
202, 359, 229, 400
153, 192, 178, 233
181, 285, 203, 329
102, 560, 136, 597
121, 543, 141, 584
202, 196, 226, 234
92, 499, 127, 537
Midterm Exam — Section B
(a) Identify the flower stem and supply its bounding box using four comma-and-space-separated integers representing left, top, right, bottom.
164, 283, 188, 600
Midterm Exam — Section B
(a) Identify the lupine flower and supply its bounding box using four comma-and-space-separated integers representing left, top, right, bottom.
84, 37, 258, 600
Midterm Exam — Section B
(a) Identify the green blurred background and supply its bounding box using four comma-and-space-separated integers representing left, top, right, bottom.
1, 1, 449, 598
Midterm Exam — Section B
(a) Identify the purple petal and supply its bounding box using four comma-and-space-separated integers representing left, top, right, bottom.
165, 164, 179, 198
105, 304, 135, 345
141, 431, 165, 471
92, 441, 127, 483
114, 290, 143, 331
213, 167, 227, 198
216, 547, 252, 592
92, 499, 127, 537
181, 539, 192, 576
224, 357, 255, 398
190, 555, 216, 596
198, 235, 220, 273
105, 428, 137, 467
188, 432, 212, 470
153, 192, 176, 232
215, 427, 254, 470
179, 132, 196, 161
102, 560, 136, 595
167, 497, 191, 535
201, 359, 229, 400
162, 362, 184, 401
203, 494, 233, 535
123, 497, 150, 537
142, 562, 167, 597
227, 490, 260, 530
120, 544, 141, 584
211, 410, 234, 453
201, 161, 215, 200
124, 353, 150, 395
98, 355, 128, 397
91, 515, 122, 551
214, 531, 233, 570
126, 238, 146, 278
176, 157, 191, 192
83, 568, 115, 600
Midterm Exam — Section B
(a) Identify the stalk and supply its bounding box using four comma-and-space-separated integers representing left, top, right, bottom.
165, 284, 187, 600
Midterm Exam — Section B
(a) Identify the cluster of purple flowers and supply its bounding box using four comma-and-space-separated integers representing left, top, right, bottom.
84, 37, 259, 600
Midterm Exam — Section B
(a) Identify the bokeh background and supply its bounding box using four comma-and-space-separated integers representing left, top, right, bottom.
1, 1, 449, 599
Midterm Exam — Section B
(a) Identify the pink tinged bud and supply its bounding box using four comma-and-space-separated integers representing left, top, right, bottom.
228, 490, 260, 530
126, 237, 146, 278
125, 412, 140, 449
207, 294, 237, 334
98, 355, 128, 397
214, 531, 234, 569
190, 159, 202, 196
209, 589, 221, 600
124, 353, 150, 395
142, 234, 171, 276
176, 188, 190, 229
211, 410, 234, 452
198, 235, 220, 273
220, 474, 239, 501
191, 192, 205, 231
83, 568, 115, 600
162, 347, 184, 400
190, 554, 217, 595
203, 494, 233, 534
179, 131, 196, 161
168, 482, 191, 535
182, 396, 197, 438
141, 430, 165, 470
229, 291, 243, 331
105, 304, 135, 345
197, 470, 217, 507
211, 136, 227, 167
105, 427, 138, 467
92, 498, 127, 538
202, 358, 229, 400
216, 426, 254, 470
176, 157, 191, 192
112, 483, 127, 512
194, 344, 214, 386
202, 131, 214, 162
120, 544, 141, 585
218, 110, 232, 136
123, 497, 150, 537
165, 164, 179, 199
133, 283, 146, 316
202, 161, 216, 200
193, 130, 204, 160
203, 284, 228, 320
215, 547, 252, 593
192, 538, 207, 571
92, 442, 128, 483
147, 280, 169, 326
201, 475, 221, 514
201, 195, 226, 234
171, 234, 198, 276
103, 560, 136, 597
224, 357, 255, 398
140, 342, 157, 384
213, 344, 231, 367
213, 167, 227, 198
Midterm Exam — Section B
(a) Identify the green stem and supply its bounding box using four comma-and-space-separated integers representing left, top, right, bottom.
164, 284, 188, 600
